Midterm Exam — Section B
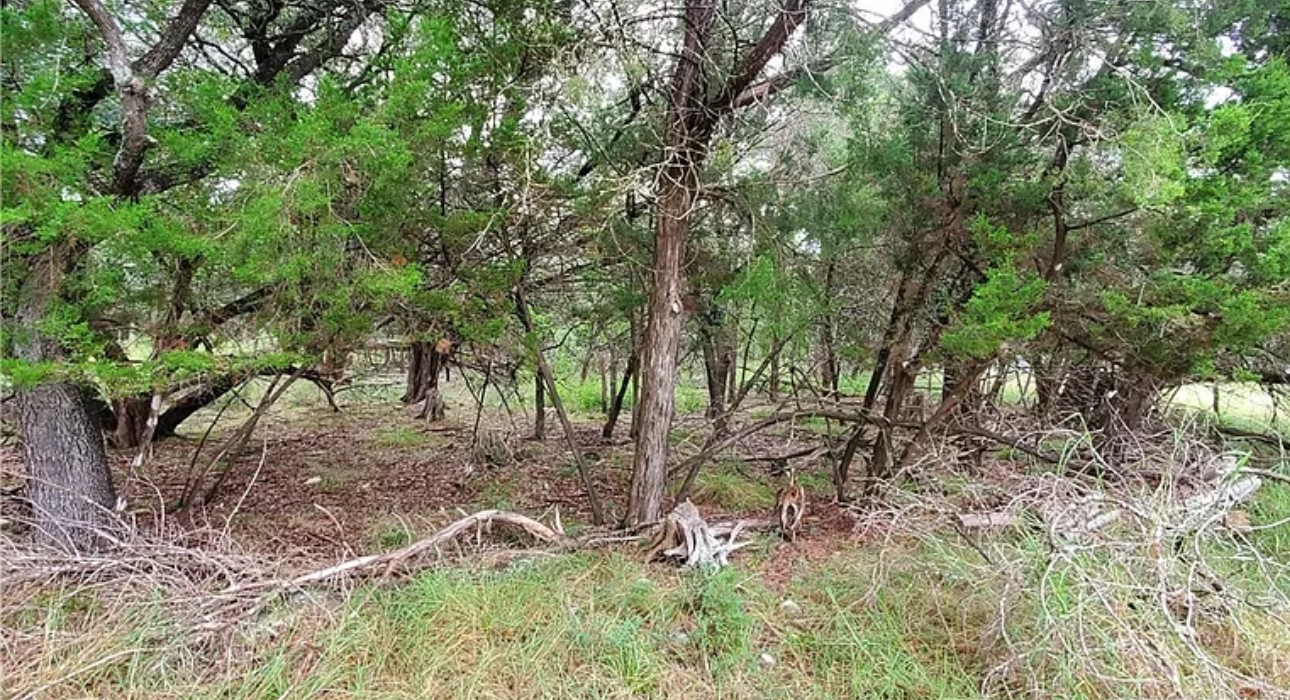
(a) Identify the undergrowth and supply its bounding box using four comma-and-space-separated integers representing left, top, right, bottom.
6, 509, 1289, 700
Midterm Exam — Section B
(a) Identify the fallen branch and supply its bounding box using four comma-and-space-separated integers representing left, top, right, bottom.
288, 509, 572, 586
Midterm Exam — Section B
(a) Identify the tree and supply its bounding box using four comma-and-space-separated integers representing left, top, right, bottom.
2, 0, 398, 547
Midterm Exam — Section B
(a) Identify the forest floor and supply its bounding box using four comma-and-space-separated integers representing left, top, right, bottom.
3, 371, 1290, 699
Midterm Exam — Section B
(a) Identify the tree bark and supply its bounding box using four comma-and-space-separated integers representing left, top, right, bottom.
402, 341, 433, 404
819, 261, 840, 398
417, 348, 446, 422
699, 305, 735, 430
18, 383, 118, 550
626, 0, 810, 524
110, 395, 151, 448
628, 177, 694, 524
819, 321, 839, 399
14, 252, 117, 551
768, 336, 781, 401
533, 373, 546, 440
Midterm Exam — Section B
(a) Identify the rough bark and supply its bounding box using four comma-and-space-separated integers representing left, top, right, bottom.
628, 178, 694, 524
13, 252, 117, 551
17, 383, 118, 550
627, 0, 810, 525
403, 341, 447, 421
110, 395, 151, 448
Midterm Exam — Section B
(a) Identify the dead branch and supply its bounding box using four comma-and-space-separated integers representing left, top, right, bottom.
287, 509, 573, 586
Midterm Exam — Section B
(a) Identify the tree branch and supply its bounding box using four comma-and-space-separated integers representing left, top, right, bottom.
708, 0, 809, 113
135, 0, 216, 78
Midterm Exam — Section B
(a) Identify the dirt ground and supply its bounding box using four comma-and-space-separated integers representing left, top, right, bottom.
1, 374, 862, 569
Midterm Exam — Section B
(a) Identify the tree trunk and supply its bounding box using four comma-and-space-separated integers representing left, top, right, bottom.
628, 178, 692, 525
699, 307, 734, 428
819, 321, 839, 399
768, 340, 781, 400
404, 341, 446, 421
515, 290, 605, 524
533, 373, 546, 440
417, 349, 446, 422
18, 383, 118, 550
603, 349, 638, 439
109, 395, 151, 448
599, 350, 610, 413
819, 261, 840, 398
941, 358, 985, 418
402, 341, 433, 404
625, 0, 810, 523
630, 366, 641, 440
14, 252, 117, 551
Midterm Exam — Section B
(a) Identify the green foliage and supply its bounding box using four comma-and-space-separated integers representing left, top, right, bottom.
942, 218, 1051, 360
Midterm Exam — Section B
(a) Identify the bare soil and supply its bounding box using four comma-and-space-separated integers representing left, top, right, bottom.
2, 384, 864, 563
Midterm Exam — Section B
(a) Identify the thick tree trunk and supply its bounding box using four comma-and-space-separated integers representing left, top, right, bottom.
870, 358, 916, 481
403, 340, 446, 421
402, 341, 433, 404
941, 358, 985, 418
417, 350, 446, 422
18, 383, 118, 550
109, 395, 151, 448
14, 252, 117, 551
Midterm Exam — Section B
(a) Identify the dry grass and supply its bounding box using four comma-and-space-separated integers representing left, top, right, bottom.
4, 399, 1290, 699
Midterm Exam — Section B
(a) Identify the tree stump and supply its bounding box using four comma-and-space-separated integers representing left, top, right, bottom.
647, 500, 749, 568
472, 428, 514, 467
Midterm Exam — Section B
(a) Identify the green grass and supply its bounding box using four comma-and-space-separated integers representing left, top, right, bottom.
371, 424, 430, 448
1248, 480, 1290, 565
7, 527, 1290, 699
692, 461, 774, 511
